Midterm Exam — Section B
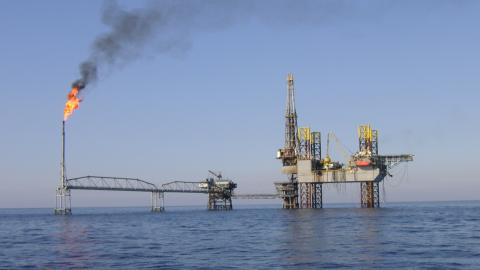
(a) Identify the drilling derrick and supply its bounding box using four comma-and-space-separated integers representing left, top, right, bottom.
281, 73, 298, 169
275, 73, 299, 208
274, 74, 414, 209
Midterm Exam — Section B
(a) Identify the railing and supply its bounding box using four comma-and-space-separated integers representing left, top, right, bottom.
376, 154, 414, 169
66, 176, 208, 193
66, 176, 158, 192
161, 181, 209, 193
65, 176, 279, 198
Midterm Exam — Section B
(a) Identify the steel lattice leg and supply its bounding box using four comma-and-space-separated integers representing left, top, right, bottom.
360, 182, 380, 208
300, 183, 306, 208
299, 183, 322, 209
54, 187, 72, 215
291, 181, 299, 209
151, 192, 164, 212
208, 192, 215, 210
314, 183, 323, 209
373, 182, 380, 208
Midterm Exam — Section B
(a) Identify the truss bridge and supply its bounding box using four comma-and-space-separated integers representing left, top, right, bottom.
55, 174, 277, 215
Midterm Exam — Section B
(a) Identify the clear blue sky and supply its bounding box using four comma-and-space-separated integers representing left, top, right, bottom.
1, 0, 479, 208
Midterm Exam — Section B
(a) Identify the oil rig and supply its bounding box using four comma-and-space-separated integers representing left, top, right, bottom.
275, 74, 413, 209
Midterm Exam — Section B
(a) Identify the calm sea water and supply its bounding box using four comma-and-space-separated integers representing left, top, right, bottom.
1, 201, 479, 269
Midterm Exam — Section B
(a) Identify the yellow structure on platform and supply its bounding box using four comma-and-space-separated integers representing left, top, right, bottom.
298, 127, 311, 144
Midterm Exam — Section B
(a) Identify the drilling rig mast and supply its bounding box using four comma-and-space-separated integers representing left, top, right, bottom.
275, 74, 299, 169
275, 73, 299, 208
283, 73, 298, 168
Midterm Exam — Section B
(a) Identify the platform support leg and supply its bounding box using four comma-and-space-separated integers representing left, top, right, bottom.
299, 182, 323, 209
360, 181, 380, 208
208, 192, 233, 211
54, 187, 72, 215
314, 183, 323, 209
151, 192, 165, 212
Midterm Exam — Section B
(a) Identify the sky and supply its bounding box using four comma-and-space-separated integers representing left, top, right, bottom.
0, 0, 479, 208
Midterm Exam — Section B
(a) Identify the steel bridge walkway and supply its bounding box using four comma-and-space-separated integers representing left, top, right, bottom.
66, 176, 208, 193
55, 176, 278, 214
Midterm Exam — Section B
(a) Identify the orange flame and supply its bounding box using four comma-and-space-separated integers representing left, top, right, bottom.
63, 87, 81, 121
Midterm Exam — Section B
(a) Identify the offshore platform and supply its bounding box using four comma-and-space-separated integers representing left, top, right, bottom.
54, 73, 412, 214
54, 122, 274, 215
275, 74, 413, 209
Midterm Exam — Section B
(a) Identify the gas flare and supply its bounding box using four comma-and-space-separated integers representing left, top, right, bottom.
63, 87, 81, 121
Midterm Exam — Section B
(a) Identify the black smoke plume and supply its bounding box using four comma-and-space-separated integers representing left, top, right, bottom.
75, 0, 445, 90
72, 0, 184, 89
71, 0, 360, 90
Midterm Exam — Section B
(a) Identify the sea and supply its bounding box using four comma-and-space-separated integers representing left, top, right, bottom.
0, 201, 479, 269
